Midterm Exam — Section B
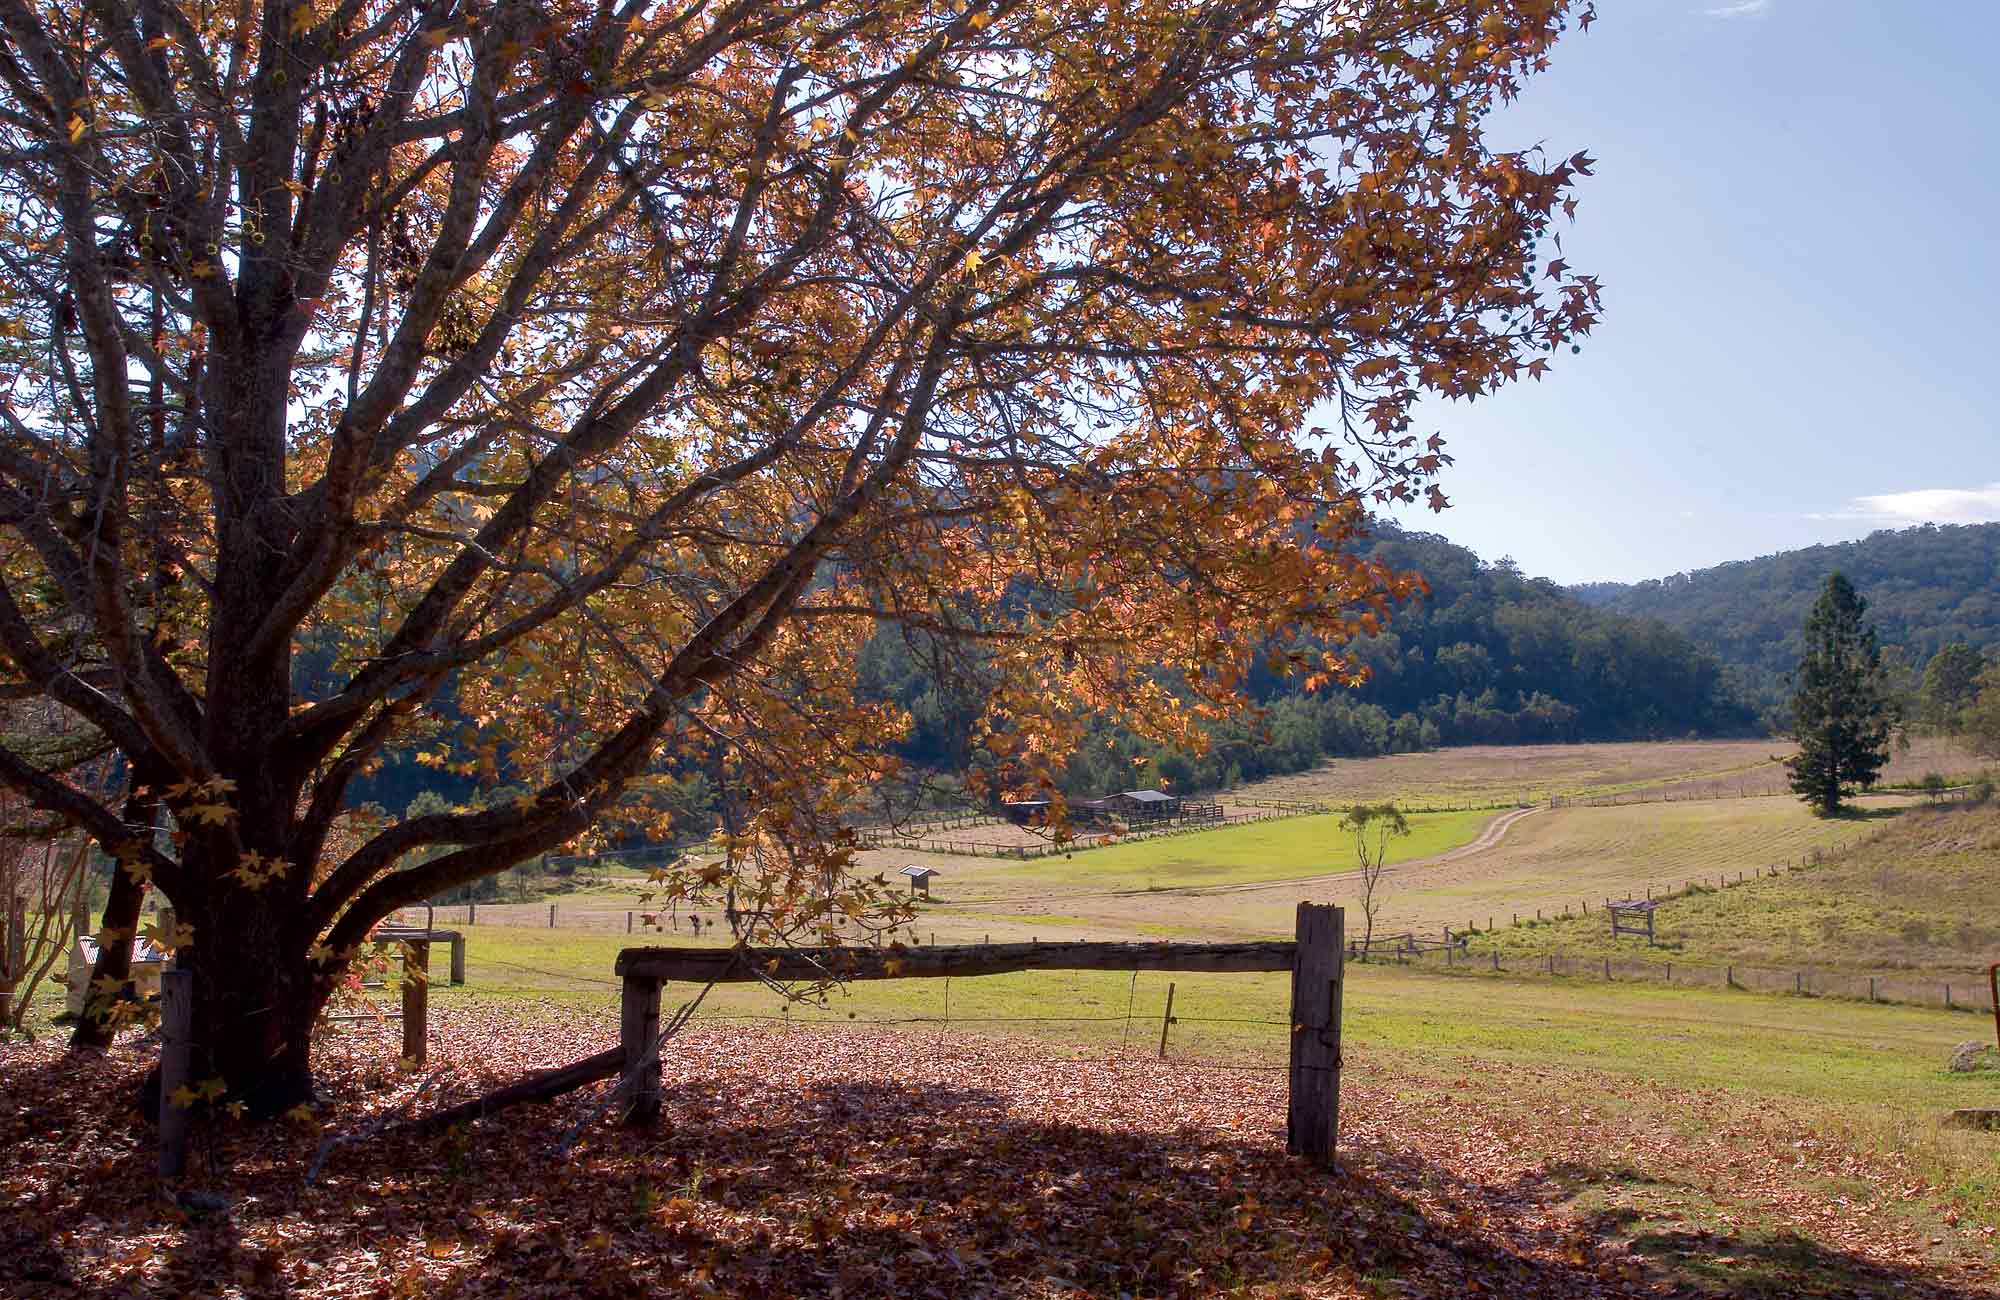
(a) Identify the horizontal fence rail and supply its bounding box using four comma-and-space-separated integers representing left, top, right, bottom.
616, 939, 1298, 983
614, 910, 1345, 1162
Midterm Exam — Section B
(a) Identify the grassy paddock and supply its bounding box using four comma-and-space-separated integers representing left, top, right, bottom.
962, 807, 1490, 890
414, 923, 2000, 1227
1237, 735, 1991, 809
1465, 799, 2000, 974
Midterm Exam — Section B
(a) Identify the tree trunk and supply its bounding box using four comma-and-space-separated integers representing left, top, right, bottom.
173, 864, 327, 1116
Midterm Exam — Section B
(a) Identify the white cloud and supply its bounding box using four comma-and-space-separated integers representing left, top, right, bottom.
1828, 483, 2000, 526
1703, 0, 1770, 17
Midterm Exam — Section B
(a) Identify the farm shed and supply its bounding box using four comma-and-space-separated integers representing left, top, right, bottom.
1110, 789, 1181, 823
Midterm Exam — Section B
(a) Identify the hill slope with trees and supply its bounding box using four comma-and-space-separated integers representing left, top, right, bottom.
1575, 523, 2000, 719
862, 524, 1757, 796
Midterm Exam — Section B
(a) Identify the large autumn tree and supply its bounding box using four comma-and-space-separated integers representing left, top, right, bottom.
0, 0, 1598, 1109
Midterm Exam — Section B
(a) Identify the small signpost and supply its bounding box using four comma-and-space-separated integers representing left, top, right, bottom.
899, 865, 939, 898
1606, 898, 1659, 945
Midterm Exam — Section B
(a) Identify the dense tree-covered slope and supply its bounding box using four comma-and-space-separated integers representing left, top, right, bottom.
862, 523, 1756, 796
1575, 523, 2000, 718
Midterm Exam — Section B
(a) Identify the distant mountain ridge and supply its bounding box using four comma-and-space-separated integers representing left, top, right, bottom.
1573, 523, 2000, 717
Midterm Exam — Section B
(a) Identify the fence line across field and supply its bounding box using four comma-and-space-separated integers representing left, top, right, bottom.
1363, 942, 2000, 1015
391, 811, 1889, 944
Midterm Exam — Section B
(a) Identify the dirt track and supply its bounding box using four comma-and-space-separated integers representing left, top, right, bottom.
1176, 804, 1544, 897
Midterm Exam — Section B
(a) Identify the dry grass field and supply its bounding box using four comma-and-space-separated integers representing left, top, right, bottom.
1239, 735, 1987, 809
872, 793, 1920, 947
407, 741, 1952, 950
1470, 796, 2000, 976
1239, 738, 1790, 807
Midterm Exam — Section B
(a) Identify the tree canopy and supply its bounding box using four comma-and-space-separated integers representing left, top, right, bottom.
1918, 641, 1989, 734
0, 0, 1598, 1104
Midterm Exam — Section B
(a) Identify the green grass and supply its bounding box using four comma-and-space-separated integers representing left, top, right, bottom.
441, 927, 1990, 1106
1464, 800, 2000, 975
966, 808, 1489, 892
429, 927, 2000, 1226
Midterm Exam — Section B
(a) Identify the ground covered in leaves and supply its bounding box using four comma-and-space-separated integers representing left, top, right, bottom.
3, 1004, 1995, 1299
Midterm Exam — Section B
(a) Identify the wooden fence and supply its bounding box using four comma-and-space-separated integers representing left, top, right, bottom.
613, 903, 1347, 1162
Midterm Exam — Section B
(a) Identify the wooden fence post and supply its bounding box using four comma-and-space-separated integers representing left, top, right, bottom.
449, 934, 466, 986
468, 900, 476, 926
621, 976, 663, 1126
1287, 902, 1343, 1164
65, 893, 92, 1017
159, 969, 193, 1178
1157, 982, 1176, 1059
401, 940, 429, 1065
548, 903, 557, 929
0, 894, 22, 1024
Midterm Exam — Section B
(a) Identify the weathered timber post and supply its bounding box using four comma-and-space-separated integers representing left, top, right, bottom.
1287, 902, 1343, 1164
0, 893, 22, 1024
402, 941, 429, 1065
548, 904, 557, 929
1157, 982, 1176, 1059
468, 900, 476, 926
449, 934, 466, 986
626, 911, 633, 934
159, 969, 193, 1178
621, 975, 663, 1126
65, 893, 92, 1018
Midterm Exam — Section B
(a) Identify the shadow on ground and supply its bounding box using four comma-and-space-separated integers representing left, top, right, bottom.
1, 1035, 1987, 1299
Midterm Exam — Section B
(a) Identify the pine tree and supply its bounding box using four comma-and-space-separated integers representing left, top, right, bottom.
1786, 574, 1896, 815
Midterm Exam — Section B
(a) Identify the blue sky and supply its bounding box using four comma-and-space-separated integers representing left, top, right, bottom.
1381, 0, 1998, 585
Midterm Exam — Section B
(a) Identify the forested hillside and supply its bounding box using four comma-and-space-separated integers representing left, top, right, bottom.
861, 524, 1756, 797
1576, 523, 2000, 719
